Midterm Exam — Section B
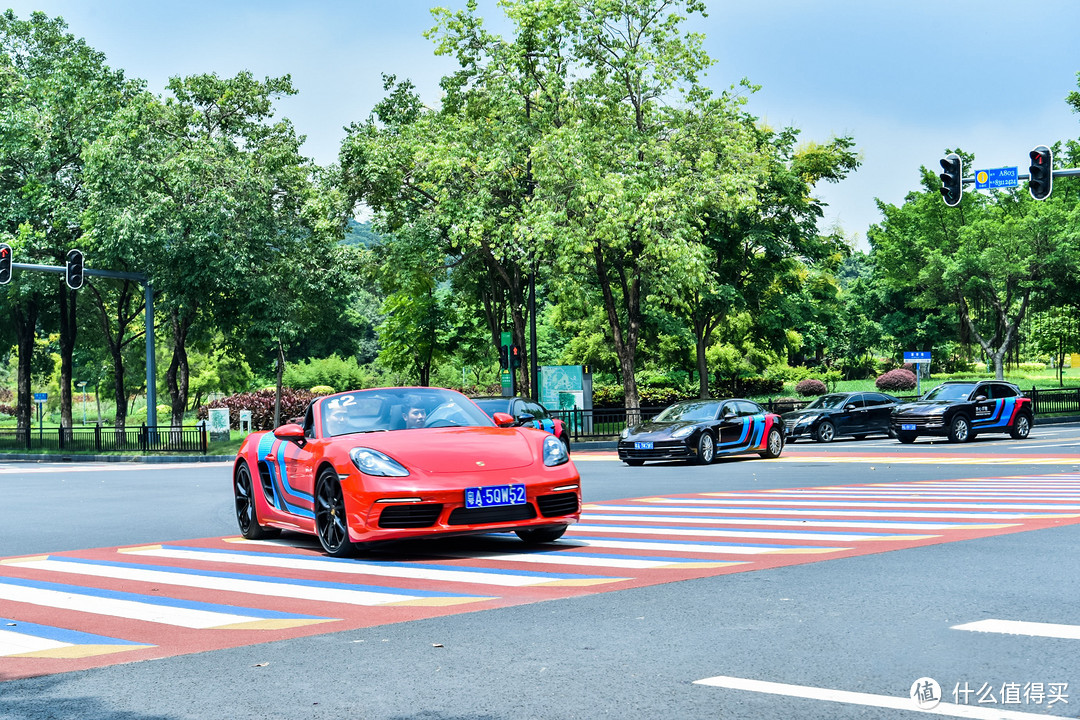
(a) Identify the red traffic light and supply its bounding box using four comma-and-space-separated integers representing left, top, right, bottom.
1029, 145, 1052, 201
0, 243, 10, 285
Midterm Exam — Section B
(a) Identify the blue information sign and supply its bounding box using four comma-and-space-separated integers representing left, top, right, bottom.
903, 351, 931, 363
33, 392, 47, 402
974, 167, 1019, 190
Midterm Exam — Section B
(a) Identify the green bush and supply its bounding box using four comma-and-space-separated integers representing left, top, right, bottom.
1018, 362, 1046, 372
795, 378, 827, 397
283, 354, 375, 392
310, 385, 335, 395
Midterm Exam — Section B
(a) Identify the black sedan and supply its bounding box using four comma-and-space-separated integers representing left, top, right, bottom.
617, 398, 784, 466
781, 391, 899, 443
889, 380, 1034, 443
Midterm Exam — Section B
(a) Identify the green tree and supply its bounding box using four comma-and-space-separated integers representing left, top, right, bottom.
0, 10, 135, 430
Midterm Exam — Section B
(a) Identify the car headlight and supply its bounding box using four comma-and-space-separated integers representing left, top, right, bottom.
671, 425, 695, 439
797, 415, 817, 426
543, 435, 570, 466
349, 447, 410, 477
620, 427, 630, 439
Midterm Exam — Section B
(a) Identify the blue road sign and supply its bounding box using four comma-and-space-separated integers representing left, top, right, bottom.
903, 351, 931, 363
33, 392, 47, 402
974, 167, 1019, 190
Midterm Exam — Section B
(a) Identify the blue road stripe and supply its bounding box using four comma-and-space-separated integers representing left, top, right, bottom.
44, 557, 484, 599
0, 617, 144, 646
0, 576, 328, 620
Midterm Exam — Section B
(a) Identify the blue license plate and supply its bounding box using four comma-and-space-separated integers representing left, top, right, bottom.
465, 484, 526, 509
635, 441, 654, 450
901, 424, 916, 431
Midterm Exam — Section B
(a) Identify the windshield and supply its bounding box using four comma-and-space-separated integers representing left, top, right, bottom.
805, 394, 848, 410
923, 383, 976, 402
471, 398, 510, 417
655, 401, 720, 423
321, 388, 495, 437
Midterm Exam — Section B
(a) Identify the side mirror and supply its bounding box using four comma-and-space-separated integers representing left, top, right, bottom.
845, 404, 855, 411
722, 409, 736, 419
515, 412, 535, 426
492, 412, 515, 428
273, 423, 305, 442
974, 395, 987, 403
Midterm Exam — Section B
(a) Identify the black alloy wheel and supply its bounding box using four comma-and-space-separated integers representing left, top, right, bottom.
315, 468, 357, 557
694, 432, 715, 465
948, 415, 971, 443
516, 526, 568, 544
759, 428, 784, 458
815, 420, 836, 443
1010, 414, 1032, 439
234, 461, 279, 540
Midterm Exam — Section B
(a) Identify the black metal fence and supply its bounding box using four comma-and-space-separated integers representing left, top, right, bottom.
0, 424, 208, 454
552, 387, 1080, 442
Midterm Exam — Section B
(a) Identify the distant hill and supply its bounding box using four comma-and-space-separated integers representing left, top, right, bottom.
342, 219, 385, 247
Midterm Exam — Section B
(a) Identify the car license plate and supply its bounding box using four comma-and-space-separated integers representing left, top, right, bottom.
901, 424, 916, 431
465, 484, 526, 509
635, 441, 653, 450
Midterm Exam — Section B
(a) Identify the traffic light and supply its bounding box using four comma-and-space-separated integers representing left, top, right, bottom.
499, 344, 509, 370
510, 344, 522, 369
0, 244, 11, 284
65, 248, 84, 290
939, 153, 963, 207
1029, 145, 1053, 201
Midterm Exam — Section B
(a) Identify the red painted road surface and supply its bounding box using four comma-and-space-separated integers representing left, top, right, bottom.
4, 472, 1080, 680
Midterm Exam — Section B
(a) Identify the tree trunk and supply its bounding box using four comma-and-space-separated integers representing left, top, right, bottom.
13, 299, 39, 433
111, 343, 127, 429
592, 240, 641, 414
166, 308, 195, 427
274, 340, 284, 429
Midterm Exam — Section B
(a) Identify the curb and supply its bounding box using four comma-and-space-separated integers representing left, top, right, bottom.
0, 453, 234, 463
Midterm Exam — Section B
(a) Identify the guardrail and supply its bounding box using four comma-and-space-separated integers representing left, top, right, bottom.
552, 388, 1080, 442
0, 424, 209, 453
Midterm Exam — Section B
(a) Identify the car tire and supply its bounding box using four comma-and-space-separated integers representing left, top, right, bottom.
759, 428, 784, 458
947, 415, 971, 443
516, 526, 567, 544
1010, 414, 1032, 439
694, 432, 715, 465
897, 432, 917, 444
234, 461, 280, 540
624, 459, 645, 467
814, 421, 836, 443
315, 467, 358, 557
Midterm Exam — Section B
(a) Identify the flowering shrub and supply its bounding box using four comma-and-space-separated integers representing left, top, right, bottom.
197, 388, 316, 431
875, 368, 917, 392
795, 378, 827, 397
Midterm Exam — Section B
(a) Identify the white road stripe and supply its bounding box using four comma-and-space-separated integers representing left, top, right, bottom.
630, 502, 1067, 519
0, 582, 266, 629
580, 513, 1008, 530
123, 547, 588, 587
573, 524, 926, 542
561, 538, 846, 555
693, 675, 1056, 718
697, 496, 1080, 510
0, 629, 71, 656
952, 619, 1080, 640
10, 559, 467, 606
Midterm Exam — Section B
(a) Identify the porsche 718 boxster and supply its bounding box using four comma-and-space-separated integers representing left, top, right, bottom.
617, 398, 784, 466
232, 387, 581, 556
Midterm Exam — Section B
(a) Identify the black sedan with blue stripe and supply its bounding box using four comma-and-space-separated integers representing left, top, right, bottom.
617, 398, 784, 466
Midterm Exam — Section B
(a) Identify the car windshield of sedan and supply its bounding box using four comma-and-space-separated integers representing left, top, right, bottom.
923, 383, 976, 402
321, 388, 495, 437
471, 398, 510, 417
655, 401, 720, 422
804, 394, 848, 410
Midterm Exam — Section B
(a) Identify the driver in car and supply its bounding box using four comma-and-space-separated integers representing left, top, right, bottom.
402, 400, 427, 429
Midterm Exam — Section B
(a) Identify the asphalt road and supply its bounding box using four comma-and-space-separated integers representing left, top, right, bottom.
3, 424, 1080, 719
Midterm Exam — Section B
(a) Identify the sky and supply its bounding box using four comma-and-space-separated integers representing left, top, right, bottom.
5, 0, 1080, 250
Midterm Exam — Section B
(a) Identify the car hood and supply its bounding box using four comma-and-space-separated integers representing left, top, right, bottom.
356, 427, 536, 472
894, 401, 953, 415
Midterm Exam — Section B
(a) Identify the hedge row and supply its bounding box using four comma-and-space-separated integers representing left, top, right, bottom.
591, 377, 784, 409
197, 389, 316, 431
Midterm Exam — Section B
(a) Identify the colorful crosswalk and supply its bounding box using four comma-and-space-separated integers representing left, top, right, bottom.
4, 473, 1080, 680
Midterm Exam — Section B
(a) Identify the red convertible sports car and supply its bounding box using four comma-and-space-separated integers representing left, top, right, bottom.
233, 387, 581, 556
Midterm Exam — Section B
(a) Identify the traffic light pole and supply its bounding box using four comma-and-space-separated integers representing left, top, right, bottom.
9, 262, 157, 427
